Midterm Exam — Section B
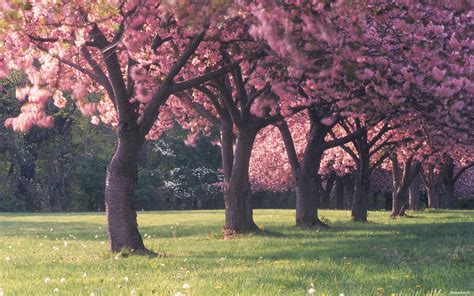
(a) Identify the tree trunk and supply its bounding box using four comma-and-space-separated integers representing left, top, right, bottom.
391, 188, 408, 216
351, 133, 370, 222
335, 176, 344, 209
105, 134, 146, 253
409, 173, 421, 211
224, 129, 258, 233
444, 180, 456, 209
427, 186, 440, 209
343, 175, 354, 209
351, 174, 369, 221
443, 159, 457, 209
320, 172, 335, 209
295, 173, 325, 227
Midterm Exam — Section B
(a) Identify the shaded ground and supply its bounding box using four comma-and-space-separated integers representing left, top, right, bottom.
0, 209, 473, 295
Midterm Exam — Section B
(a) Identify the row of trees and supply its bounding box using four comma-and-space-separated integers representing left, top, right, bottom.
1, 1, 472, 252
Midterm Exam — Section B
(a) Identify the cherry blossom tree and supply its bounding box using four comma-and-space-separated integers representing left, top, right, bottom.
0, 0, 236, 252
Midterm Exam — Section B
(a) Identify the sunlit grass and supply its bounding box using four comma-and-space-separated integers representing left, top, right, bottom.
1, 209, 473, 295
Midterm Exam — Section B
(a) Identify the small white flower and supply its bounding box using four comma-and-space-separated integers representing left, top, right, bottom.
308, 287, 316, 295
50, 228, 54, 232
219, 257, 225, 261
175, 292, 184, 296
53, 246, 60, 251
183, 283, 190, 289
90, 293, 95, 296
82, 272, 87, 278
4, 257, 10, 261
0, 287, 3, 296
339, 293, 345, 296
124, 276, 129, 282
95, 235, 99, 239
53, 288, 59, 293
115, 254, 120, 260
100, 241, 105, 245
60, 278, 66, 284
44, 277, 51, 284
63, 241, 68, 247
130, 288, 136, 295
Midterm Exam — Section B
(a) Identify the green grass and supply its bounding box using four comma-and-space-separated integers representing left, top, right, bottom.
0, 209, 473, 295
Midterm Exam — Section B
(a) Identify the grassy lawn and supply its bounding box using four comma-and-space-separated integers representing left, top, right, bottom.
0, 209, 473, 295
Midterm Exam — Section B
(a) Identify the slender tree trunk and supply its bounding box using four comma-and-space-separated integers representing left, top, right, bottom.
391, 188, 408, 216
409, 173, 421, 211
335, 176, 344, 209
224, 129, 258, 233
105, 134, 146, 253
320, 172, 335, 209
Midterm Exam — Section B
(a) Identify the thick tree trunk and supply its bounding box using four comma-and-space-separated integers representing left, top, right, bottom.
409, 173, 421, 211
351, 134, 370, 222
445, 182, 456, 209
224, 129, 258, 233
105, 135, 146, 253
391, 189, 407, 216
351, 177, 369, 221
295, 173, 325, 227
427, 186, 440, 209
443, 159, 457, 209
335, 176, 344, 209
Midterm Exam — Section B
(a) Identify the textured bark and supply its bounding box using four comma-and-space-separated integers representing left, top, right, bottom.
351, 130, 370, 222
224, 129, 258, 232
408, 173, 421, 211
295, 173, 325, 227
335, 176, 344, 209
105, 134, 145, 253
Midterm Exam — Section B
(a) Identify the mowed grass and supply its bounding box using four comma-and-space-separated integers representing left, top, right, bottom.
0, 210, 473, 295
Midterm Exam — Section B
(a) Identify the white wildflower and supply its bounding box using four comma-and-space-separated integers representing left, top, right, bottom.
53, 288, 59, 293
130, 288, 136, 295
82, 272, 87, 278
308, 287, 316, 295
175, 292, 184, 296
63, 241, 68, 247
124, 276, 129, 282
183, 283, 190, 289
44, 277, 51, 284
95, 235, 99, 239
60, 278, 66, 284
100, 241, 105, 245
4, 257, 10, 261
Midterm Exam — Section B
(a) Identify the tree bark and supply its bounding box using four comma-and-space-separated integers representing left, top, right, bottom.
426, 186, 441, 209
408, 173, 421, 211
390, 156, 421, 217
320, 172, 335, 209
351, 131, 370, 222
343, 175, 354, 209
443, 158, 457, 209
224, 128, 258, 233
335, 176, 344, 209
295, 172, 326, 227
105, 133, 146, 253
